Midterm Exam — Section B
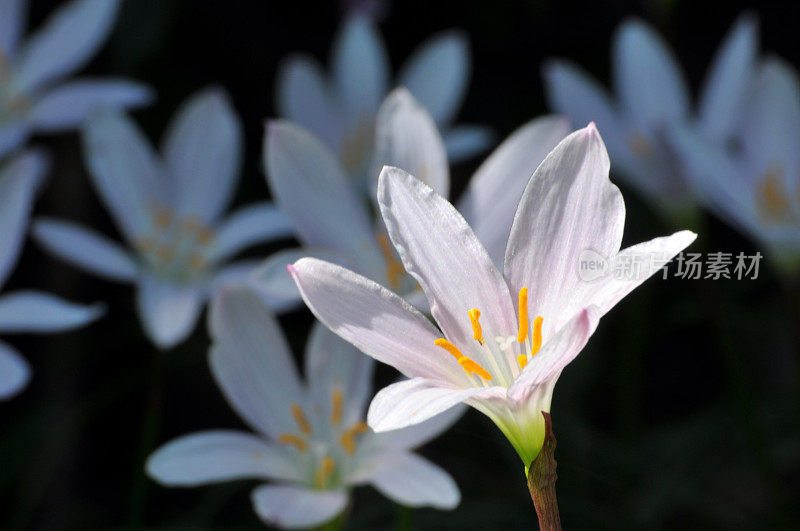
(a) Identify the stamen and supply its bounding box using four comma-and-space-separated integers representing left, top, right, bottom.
517, 354, 528, 370
339, 421, 369, 454
290, 403, 312, 435
314, 456, 336, 488
278, 433, 307, 452
757, 168, 792, 223
517, 287, 529, 343
468, 309, 483, 344
434, 338, 462, 360
531, 316, 544, 356
434, 338, 493, 381
330, 389, 343, 425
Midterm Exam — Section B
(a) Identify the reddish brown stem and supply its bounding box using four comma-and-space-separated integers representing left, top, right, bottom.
527, 412, 561, 531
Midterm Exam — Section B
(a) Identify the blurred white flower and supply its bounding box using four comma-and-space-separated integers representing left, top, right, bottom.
147, 286, 461, 529
0, 149, 102, 399
543, 15, 758, 223
275, 13, 491, 182
0, 0, 153, 157
32, 88, 294, 349
261, 88, 568, 309
289, 125, 695, 466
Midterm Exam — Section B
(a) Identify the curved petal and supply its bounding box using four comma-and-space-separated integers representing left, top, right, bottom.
208, 285, 305, 439
209, 260, 301, 315
443, 125, 494, 162
504, 124, 624, 336
457, 115, 570, 267
374, 402, 465, 450
0, 122, 32, 159
372, 88, 449, 197
162, 87, 242, 222
331, 14, 388, 117
398, 30, 469, 126
136, 275, 203, 349
15, 0, 121, 90
251, 485, 348, 529
378, 166, 518, 351
146, 430, 302, 486
33, 218, 138, 282
210, 202, 294, 263
0, 339, 30, 400
356, 451, 460, 509
0, 290, 103, 333
289, 257, 465, 383
0, 0, 26, 57
613, 19, 690, 128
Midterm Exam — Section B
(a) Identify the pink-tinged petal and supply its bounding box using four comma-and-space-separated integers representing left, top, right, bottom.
0, 339, 30, 400
367, 377, 494, 431
354, 451, 460, 509
504, 124, 624, 336
251, 485, 348, 529
373, 88, 449, 198
378, 166, 517, 353
136, 275, 203, 349
289, 257, 465, 383
208, 285, 304, 439
146, 430, 302, 486
458, 115, 570, 267
374, 402, 465, 450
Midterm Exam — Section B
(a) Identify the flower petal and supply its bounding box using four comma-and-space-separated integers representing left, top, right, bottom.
0, 0, 26, 57
289, 257, 465, 383
0, 290, 103, 333
251, 485, 348, 529
146, 430, 302, 486
0, 339, 30, 400
162, 87, 242, 223
372, 88, 449, 197
355, 451, 460, 509
378, 165, 518, 351
32, 218, 138, 282
374, 403, 465, 450
504, 124, 624, 336
209, 260, 300, 315
209, 202, 294, 263
457, 115, 570, 267
398, 30, 469, 126
15, 0, 120, 90
208, 285, 304, 438
136, 274, 203, 349
28, 79, 154, 132
442, 125, 494, 162
0, 122, 32, 159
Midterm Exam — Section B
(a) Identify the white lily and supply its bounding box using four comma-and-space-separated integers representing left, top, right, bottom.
275, 13, 491, 181
0, 149, 102, 399
262, 88, 569, 307
0, 0, 153, 157
543, 15, 758, 222
289, 124, 696, 466
32, 88, 294, 349
147, 286, 461, 529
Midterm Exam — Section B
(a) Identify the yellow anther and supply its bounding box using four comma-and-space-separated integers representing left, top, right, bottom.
377, 234, 405, 289
517, 287, 529, 343
757, 168, 793, 223
278, 433, 307, 452
152, 205, 173, 229
434, 338, 492, 380
468, 308, 483, 344
188, 252, 206, 270
339, 421, 369, 455
331, 389, 343, 425
314, 456, 336, 488
155, 244, 176, 262
434, 338, 463, 360
517, 353, 528, 370
531, 316, 544, 356
290, 403, 312, 435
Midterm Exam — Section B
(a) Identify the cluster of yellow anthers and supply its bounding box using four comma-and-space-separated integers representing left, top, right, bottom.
757, 167, 796, 224
134, 204, 217, 270
434, 287, 544, 382
278, 390, 369, 488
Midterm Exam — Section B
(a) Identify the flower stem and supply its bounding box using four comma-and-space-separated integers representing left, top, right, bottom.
526, 412, 561, 531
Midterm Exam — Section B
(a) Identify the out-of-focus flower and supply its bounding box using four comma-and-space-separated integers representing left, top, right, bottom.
289, 124, 696, 467
673, 58, 800, 272
261, 88, 568, 307
32, 88, 293, 349
543, 15, 758, 223
275, 13, 491, 182
147, 286, 461, 529
0, 0, 153, 157
0, 149, 102, 399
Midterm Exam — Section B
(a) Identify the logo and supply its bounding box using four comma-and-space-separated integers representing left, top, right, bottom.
578, 249, 610, 281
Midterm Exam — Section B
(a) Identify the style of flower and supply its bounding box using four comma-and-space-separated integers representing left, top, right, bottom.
289, 124, 696, 467
275, 13, 491, 182
261, 88, 569, 307
0, 149, 102, 399
32, 88, 294, 349
0, 0, 152, 157
146, 286, 461, 529
543, 15, 758, 223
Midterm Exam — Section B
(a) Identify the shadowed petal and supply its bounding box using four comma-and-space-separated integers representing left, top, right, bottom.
136, 275, 203, 349
210, 202, 294, 263
443, 125, 493, 162
0, 340, 30, 400
0, 291, 103, 333
251, 485, 348, 529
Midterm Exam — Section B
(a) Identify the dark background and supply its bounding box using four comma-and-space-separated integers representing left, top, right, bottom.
1, 0, 799, 528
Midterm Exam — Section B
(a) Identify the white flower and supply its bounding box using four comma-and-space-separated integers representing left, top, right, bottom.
275, 13, 491, 181
0, 0, 153, 157
32, 88, 294, 349
0, 149, 102, 399
146, 286, 461, 529
543, 15, 758, 221
260, 88, 569, 308
289, 124, 696, 466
